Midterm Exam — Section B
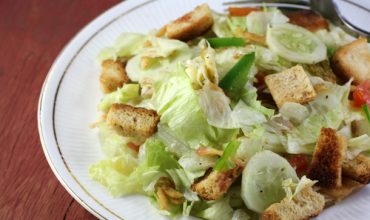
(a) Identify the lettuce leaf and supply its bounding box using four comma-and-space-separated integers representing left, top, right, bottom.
197, 199, 234, 220
126, 37, 193, 82
152, 65, 238, 148
286, 80, 354, 154
212, 14, 246, 37
97, 33, 146, 62
98, 84, 140, 112
282, 175, 317, 200
96, 122, 139, 158
347, 134, 370, 159
89, 138, 177, 196
246, 10, 289, 36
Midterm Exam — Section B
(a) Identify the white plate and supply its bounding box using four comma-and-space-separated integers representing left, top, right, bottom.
38, 0, 370, 219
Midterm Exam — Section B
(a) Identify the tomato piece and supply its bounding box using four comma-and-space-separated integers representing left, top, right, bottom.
228, 7, 261, 16
287, 155, 309, 176
353, 80, 370, 107
127, 142, 140, 153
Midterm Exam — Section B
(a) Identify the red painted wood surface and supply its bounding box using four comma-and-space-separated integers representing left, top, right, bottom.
0, 0, 120, 219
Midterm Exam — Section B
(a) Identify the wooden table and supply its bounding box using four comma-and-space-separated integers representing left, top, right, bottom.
0, 0, 120, 219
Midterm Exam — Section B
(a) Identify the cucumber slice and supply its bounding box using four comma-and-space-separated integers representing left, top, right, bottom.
266, 23, 326, 64
241, 150, 298, 213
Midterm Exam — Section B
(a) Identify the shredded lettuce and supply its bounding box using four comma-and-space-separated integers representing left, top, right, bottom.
282, 176, 317, 200
246, 10, 289, 36
197, 199, 234, 220
315, 24, 355, 50
232, 209, 251, 220
152, 65, 238, 148
89, 139, 178, 196
185, 40, 219, 89
347, 134, 370, 159
126, 37, 194, 82
286, 80, 355, 154
254, 45, 292, 72
212, 13, 246, 37
97, 33, 146, 62
98, 84, 140, 112
215, 47, 254, 79
96, 122, 139, 157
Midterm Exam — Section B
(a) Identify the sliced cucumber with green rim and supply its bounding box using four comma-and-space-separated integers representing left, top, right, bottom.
266, 23, 327, 64
241, 150, 298, 213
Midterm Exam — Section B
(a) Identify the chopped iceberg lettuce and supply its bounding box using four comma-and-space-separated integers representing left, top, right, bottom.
246, 10, 289, 36
126, 37, 194, 82
89, 138, 178, 196
282, 176, 317, 200
97, 33, 146, 62
152, 65, 238, 148
98, 84, 140, 112
197, 199, 234, 220
347, 135, 370, 159
315, 24, 355, 50
212, 13, 246, 37
96, 122, 139, 157
185, 40, 219, 89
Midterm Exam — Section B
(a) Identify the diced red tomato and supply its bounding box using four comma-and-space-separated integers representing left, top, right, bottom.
287, 155, 309, 176
353, 80, 370, 107
228, 7, 261, 16
127, 142, 140, 153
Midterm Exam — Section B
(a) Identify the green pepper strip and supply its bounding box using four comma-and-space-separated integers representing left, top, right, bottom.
207, 37, 246, 48
219, 52, 255, 100
214, 140, 241, 171
362, 104, 370, 125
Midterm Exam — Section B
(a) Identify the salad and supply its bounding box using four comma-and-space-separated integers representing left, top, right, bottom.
89, 3, 370, 220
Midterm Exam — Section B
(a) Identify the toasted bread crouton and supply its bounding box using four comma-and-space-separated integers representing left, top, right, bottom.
342, 154, 370, 184
106, 103, 160, 137
265, 65, 317, 108
319, 178, 364, 205
261, 186, 325, 220
100, 59, 130, 93
285, 10, 328, 32
307, 128, 347, 188
332, 38, 370, 85
159, 4, 213, 41
192, 165, 243, 200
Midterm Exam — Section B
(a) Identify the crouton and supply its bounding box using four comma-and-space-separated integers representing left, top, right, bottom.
265, 65, 317, 108
343, 154, 370, 184
261, 186, 325, 220
285, 10, 328, 32
192, 165, 243, 200
158, 4, 214, 41
100, 59, 130, 93
106, 103, 160, 137
307, 128, 347, 188
332, 38, 370, 85
319, 178, 364, 205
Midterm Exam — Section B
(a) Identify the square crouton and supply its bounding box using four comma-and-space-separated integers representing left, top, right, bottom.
158, 4, 214, 41
192, 165, 243, 200
265, 65, 317, 108
307, 128, 347, 188
106, 103, 160, 137
100, 59, 130, 94
261, 186, 325, 220
342, 154, 370, 184
332, 38, 370, 85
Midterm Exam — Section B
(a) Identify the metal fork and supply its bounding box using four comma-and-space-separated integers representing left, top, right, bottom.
223, 0, 370, 37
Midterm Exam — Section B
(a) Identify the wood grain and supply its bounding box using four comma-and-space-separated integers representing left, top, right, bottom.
0, 0, 120, 219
